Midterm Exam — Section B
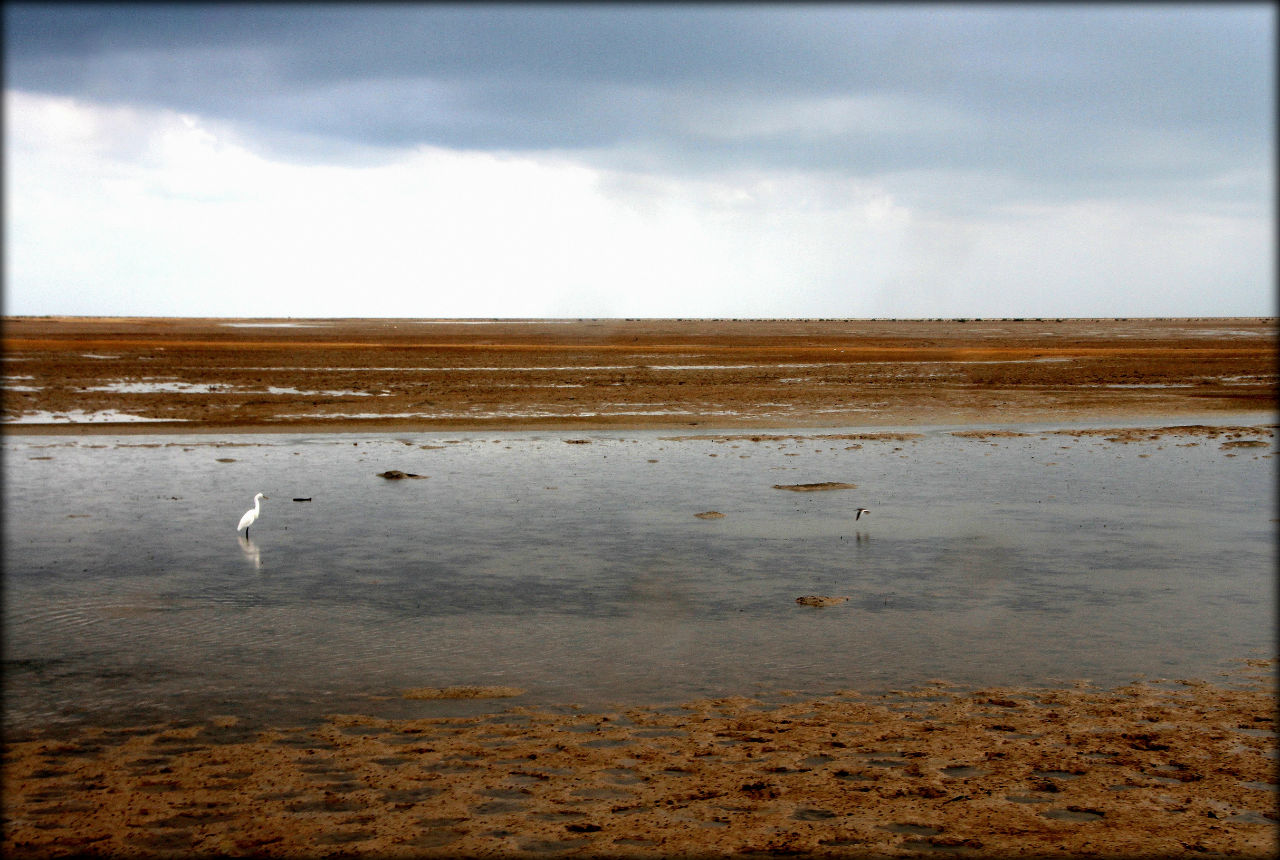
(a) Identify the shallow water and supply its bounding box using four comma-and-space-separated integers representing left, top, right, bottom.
3, 418, 1275, 734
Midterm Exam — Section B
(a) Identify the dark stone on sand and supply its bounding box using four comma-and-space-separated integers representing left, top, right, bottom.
377, 470, 428, 480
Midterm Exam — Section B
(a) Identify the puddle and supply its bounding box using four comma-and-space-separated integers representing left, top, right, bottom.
614, 837, 660, 848
517, 838, 591, 853
1043, 807, 1105, 822
572, 786, 633, 800
1239, 781, 1278, 792
504, 772, 548, 785
1080, 752, 1118, 763
631, 728, 685, 738
879, 823, 942, 837
478, 788, 530, 801
3, 410, 185, 424
3, 423, 1275, 733
473, 799, 525, 815
832, 770, 875, 782
315, 830, 375, 845
901, 838, 984, 854
603, 768, 643, 785
285, 796, 366, 813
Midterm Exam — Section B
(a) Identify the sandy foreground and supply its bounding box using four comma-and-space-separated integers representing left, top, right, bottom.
3, 667, 1275, 859
3, 317, 1277, 857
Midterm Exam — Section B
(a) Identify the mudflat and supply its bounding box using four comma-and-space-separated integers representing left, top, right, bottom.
3, 666, 1275, 858
3, 316, 1275, 432
3, 316, 1276, 857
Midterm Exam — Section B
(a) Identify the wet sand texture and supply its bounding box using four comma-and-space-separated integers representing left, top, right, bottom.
3, 666, 1275, 858
3, 317, 1274, 432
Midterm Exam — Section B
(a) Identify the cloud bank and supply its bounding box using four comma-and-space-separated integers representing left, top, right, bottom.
4, 4, 1273, 318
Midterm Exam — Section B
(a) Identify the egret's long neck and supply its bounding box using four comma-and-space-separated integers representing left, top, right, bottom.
254, 496, 262, 514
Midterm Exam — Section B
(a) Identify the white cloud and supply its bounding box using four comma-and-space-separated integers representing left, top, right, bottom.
4, 90, 1272, 319
881, 200, 1274, 318
4, 91, 911, 317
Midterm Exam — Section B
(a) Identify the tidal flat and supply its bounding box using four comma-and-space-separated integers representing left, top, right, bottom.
4, 423, 1276, 857
3, 316, 1276, 857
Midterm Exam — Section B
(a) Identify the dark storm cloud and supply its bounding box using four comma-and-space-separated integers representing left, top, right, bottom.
4, 3, 1272, 187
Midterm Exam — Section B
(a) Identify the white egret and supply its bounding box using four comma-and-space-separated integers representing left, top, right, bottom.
855, 507, 870, 521
237, 493, 268, 536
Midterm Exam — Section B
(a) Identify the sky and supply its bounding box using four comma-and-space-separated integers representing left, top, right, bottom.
3, 3, 1274, 319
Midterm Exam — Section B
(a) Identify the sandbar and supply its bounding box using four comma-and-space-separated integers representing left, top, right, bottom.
3, 317, 1274, 433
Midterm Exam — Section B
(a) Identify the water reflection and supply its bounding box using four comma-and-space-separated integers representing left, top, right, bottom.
237, 534, 261, 570
1, 419, 1274, 732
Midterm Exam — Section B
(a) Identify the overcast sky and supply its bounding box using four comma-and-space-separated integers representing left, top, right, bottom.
4, 3, 1274, 318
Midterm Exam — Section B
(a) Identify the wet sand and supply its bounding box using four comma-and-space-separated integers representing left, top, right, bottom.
3, 316, 1275, 432
3, 317, 1277, 856
4, 664, 1275, 858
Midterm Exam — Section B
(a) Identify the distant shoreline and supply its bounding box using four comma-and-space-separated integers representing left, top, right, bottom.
4, 316, 1275, 435
6, 314, 1276, 321
6, 410, 1280, 438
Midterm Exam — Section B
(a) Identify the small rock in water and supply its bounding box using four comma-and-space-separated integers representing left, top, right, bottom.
695, 511, 725, 519
795, 595, 850, 608
377, 470, 428, 480
773, 482, 857, 492
402, 685, 525, 700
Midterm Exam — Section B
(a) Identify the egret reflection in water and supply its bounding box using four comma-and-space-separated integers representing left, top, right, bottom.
237, 534, 261, 570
